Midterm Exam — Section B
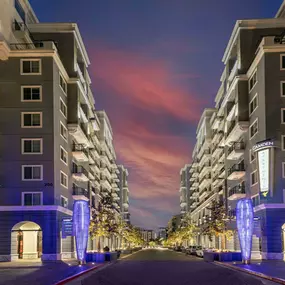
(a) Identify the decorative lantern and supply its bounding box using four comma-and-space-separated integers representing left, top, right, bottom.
73, 200, 90, 264
236, 199, 254, 264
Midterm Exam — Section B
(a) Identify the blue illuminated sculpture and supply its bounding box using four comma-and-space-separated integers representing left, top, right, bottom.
73, 200, 90, 264
236, 199, 254, 264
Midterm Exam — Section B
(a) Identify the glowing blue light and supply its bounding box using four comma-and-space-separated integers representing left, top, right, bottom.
73, 200, 90, 263
236, 199, 254, 263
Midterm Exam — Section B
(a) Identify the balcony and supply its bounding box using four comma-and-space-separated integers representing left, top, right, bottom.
228, 184, 246, 201
227, 142, 245, 161
225, 120, 249, 146
199, 174, 211, 189
212, 144, 223, 158
89, 169, 96, 180
212, 130, 224, 144
101, 178, 112, 190
10, 40, 58, 51
200, 149, 211, 162
199, 188, 209, 200
72, 185, 89, 201
219, 166, 226, 178
227, 163, 245, 180
68, 121, 92, 147
228, 60, 238, 83
72, 144, 89, 162
72, 165, 89, 182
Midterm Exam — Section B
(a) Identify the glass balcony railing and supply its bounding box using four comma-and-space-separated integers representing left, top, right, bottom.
72, 185, 89, 198
228, 163, 245, 176
228, 142, 245, 154
228, 184, 245, 197
72, 165, 89, 177
72, 144, 89, 158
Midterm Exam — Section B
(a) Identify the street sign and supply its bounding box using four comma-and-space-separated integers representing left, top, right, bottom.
62, 218, 73, 238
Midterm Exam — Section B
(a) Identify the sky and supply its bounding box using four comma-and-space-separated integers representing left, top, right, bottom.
30, 0, 283, 229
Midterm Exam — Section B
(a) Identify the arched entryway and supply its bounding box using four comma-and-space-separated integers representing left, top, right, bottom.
11, 221, 42, 260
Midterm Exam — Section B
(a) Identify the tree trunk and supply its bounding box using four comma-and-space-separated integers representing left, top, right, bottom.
221, 234, 226, 250
97, 237, 101, 252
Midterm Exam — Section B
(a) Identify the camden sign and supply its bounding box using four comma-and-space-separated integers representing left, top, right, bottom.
252, 140, 275, 152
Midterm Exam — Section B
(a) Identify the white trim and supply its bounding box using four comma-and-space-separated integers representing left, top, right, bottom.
249, 93, 258, 116
21, 86, 42, 102
60, 171, 68, 189
60, 195, 68, 208
21, 165, 43, 181
0, 205, 72, 215
60, 121, 68, 142
282, 162, 285, 178
248, 70, 257, 92
281, 81, 285, 97
281, 108, 285, 124
60, 146, 68, 166
282, 135, 285, 151
20, 59, 42, 75
21, 138, 43, 155
281, 54, 285, 70
249, 118, 258, 140
254, 203, 285, 213
59, 73, 67, 95
22, 192, 43, 206
21, 112, 42, 128
250, 170, 258, 186
59, 97, 67, 118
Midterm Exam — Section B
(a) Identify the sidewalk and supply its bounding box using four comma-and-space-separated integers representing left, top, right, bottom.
216, 260, 285, 284
0, 259, 98, 285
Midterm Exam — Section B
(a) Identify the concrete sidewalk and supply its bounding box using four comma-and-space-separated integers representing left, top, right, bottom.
0, 260, 98, 285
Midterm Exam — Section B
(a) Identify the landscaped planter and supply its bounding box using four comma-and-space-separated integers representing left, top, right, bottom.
203, 251, 242, 262
122, 249, 132, 254
203, 252, 218, 262
105, 252, 118, 262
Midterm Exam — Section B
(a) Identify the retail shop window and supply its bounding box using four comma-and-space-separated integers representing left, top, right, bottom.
60, 196, 68, 208
21, 86, 42, 102
21, 59, 41, 75
249, 119, 258, 139
249, 71, 257, 91
249, 94, 258, 116
22, 192, 42, 206
22, 165, 43, 181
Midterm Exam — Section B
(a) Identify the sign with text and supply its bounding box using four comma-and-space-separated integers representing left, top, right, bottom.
253, 140, 275, 152
257, 149, 269, 193
62, 218, 73, 238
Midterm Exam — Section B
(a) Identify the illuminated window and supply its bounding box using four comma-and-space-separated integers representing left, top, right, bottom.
249, 94, 258, 115
249, 71, 257, 91
251, 171, 258, 186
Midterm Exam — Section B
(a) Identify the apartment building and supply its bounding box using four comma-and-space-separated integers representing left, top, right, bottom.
117, 165, 130, 223
0, 0, 128, 261
182, 2, 285, 259
179, 164, 192, 214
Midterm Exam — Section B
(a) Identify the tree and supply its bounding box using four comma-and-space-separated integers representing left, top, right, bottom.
201, 200, 233, 250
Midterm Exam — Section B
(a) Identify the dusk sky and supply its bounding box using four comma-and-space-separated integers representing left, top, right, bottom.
30, 0, 283, 229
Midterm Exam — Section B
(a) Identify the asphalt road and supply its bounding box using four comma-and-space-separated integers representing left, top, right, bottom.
78, 249, 277, 285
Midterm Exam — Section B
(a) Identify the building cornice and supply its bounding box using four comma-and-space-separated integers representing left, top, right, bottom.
0, 205, 73, 215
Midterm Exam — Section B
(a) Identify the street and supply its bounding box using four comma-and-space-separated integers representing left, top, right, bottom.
76, 249, 277, 285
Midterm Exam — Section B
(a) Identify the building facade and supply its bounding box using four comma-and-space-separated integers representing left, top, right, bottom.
180, 2, 285, 259
0, 0, 130, 261
179, 164, 192, 214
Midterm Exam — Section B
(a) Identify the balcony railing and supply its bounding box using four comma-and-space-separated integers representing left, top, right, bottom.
199, 174, 211, 185
227, 121, 236, 138
228, 163, 245, 176
72, 185, 89, 198
80, 122, 89, 138
228, 142, 245, 154
72, 165, 89, 177
228, 184, 246, 198
72, 144, 89, 158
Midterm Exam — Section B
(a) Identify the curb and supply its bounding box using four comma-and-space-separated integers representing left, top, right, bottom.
213, 261, 285, 284
53, 263, 107, 285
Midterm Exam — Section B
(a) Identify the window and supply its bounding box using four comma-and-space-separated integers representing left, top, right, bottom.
60, 122, 68, 141
60, 171, 68, 188
282, 162, 285, 178
250, 119, 258, 139
59, 74, 67, 94
249, 71, 257, 91
281, 55, 285, 70
281, 81, 285, 97
21, 112, 42, 128
21, 59, 41, 75
249, 94, 258, 115
282, 136, 285, 151
22, 192, 42, 206
251, 171, 258, 186
60, 146, 68, 165
282, 109, 285, 124
21, 139, 42, 154
22, 165, 43, 181
60, 98, 67, 118
60, 196, 68, 208
21, 86, 42, 102
250, 149, 255, 162
252, 195, 260, 207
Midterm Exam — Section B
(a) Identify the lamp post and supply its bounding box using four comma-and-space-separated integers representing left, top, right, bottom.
236, 199, 254, 264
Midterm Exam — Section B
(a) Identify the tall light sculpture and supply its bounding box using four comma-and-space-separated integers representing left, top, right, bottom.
73, 200, 90, 264
236, 199, 254, 264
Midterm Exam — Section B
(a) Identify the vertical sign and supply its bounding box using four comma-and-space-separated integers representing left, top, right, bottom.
257, 149, 269, 193
62, 218, 73, 238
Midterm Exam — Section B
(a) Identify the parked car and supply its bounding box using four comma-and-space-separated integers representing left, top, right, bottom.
189, 245, 202, 255
196, 247, 205, 258
186, 246, 196, 255
174, 246, 182, 252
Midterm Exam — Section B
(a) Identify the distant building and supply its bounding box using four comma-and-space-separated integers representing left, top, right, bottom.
139, 228, 155, 243
158, 227, 167, 239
